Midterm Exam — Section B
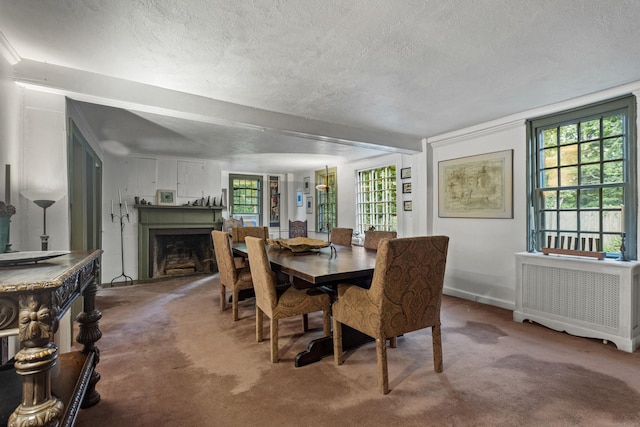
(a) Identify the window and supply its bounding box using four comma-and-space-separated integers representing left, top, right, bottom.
315, 167, 337, 233
356, 165, 397, 235
528, 96, 636, 258
229, 174, 262, 226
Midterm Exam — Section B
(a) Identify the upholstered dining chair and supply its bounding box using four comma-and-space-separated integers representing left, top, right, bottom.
232, 226, 269, 243
363, 230, 398, 250
223, 217, 244, 233
332, 235, 450, 394
245, 236, 331, 363
288, 220, 308, 238
330, 227, 353, 246
211, 230, 254, 321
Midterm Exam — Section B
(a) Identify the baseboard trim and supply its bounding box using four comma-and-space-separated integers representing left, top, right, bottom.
443, 287, 515, 311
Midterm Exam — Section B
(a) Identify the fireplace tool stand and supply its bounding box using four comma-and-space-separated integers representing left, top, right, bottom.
111, 202, 133, 286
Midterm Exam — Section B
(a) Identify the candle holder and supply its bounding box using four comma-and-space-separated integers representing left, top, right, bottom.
111, 201, 133, 285
617, 232, 629, 262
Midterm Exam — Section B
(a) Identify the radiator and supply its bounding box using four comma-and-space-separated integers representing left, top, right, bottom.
514, 252, 640, 353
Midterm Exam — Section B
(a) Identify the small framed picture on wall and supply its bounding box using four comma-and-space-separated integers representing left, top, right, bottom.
402, 182, 412, 194
296, 190, 303, 207
401, 167, 411, 179
306, 196, 313, 214
404, 200, 413, 211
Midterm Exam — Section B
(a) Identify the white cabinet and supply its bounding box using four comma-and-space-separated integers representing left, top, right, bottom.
514, 252, 640, 352
126, 157, 157, 198
177, 160, 205, 198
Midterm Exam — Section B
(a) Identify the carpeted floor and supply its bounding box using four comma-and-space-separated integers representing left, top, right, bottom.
74, 275, 640, 426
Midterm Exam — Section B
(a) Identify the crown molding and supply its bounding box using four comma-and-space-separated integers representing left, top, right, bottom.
0, 31, 20, 65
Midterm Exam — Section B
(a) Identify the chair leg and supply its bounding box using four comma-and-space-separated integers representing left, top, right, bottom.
322, 309, 331, 337
376, 337, 389, 394
432, 323, 443, 373
332, 317, 343, 365
220, 285, 226, 311
256, 306, 263, 342
270, 317, 279, 363
302, 313, 309, 332
389, 336, 397, 348
232, 288, 240, 321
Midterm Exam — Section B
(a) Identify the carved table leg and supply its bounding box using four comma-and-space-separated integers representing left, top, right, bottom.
9, 293, 64, 427
75, 263, 102, 408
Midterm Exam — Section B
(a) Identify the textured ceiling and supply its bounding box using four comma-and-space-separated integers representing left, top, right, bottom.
2, 0, 640, 172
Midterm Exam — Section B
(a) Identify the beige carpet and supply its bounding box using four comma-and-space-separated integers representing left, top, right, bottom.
74, 275, 640, 426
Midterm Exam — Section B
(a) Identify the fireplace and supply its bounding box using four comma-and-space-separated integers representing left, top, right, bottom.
137, 205, 223, 280
149, 228, 214, 278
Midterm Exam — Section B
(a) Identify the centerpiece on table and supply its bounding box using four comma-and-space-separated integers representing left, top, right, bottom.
267, 237, 330, 253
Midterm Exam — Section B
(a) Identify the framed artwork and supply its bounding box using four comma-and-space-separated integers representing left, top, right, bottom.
401, 167, 411, 179
157, 189, 176, 206
306, 196, 313, 214
402, 182, 412, 193
296, 189, 303, 207
404, 200, 413, 211
269, 176, 280, 227
438, 149, 513, 218
303, 177, 310, 193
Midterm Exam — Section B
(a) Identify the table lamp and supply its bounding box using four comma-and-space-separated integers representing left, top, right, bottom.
21, 189, 65, 250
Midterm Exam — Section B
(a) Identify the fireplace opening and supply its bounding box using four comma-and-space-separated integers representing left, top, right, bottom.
149, 228, 216, 279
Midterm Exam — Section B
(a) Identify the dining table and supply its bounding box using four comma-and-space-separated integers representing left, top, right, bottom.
232, 239, 378, 367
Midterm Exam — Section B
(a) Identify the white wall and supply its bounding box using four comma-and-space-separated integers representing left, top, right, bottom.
429, 82, 640, 309
101, 153, 224, 282
430, 121, 526, 308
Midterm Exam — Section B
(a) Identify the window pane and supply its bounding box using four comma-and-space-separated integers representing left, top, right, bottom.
602, 210, 618, 233
559, 210, 577, 230
602, 114, 623, 138
559, 166, 578, 186
543, 147, 557, 167
580, 211, 599, 232
580, 164, 600, 185
542, 169, 558, 187
543, 211, 557, 229
580, 119, 600, 141
542, 191, 557, 209
579, 188, 600, 208
542, 128, 557, 148
603, 137, 623, 160
559, 124, 578, 145
559, 190, 576, 209
580, 141, 600, 163
602, 187, 623, 208
603, 234, 621, 253
559, 144, 578, 165
603, 161, 623, 184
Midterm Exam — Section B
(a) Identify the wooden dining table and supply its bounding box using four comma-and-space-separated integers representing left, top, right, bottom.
232, 240, 378, 366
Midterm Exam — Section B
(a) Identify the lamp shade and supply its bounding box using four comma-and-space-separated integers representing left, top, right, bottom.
21, 189, 65, 202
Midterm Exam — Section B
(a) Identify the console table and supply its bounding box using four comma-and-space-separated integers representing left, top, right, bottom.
0, 250, 103, 427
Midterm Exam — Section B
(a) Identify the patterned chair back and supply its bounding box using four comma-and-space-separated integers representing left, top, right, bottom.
288, 220, 308, 238
363, 230, 397, 250
330, 227, 353, 246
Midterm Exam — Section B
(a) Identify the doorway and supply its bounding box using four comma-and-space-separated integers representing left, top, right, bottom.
68, 119, 102, 253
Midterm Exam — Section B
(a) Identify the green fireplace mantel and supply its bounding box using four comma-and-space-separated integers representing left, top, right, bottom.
137, 205, 223, 280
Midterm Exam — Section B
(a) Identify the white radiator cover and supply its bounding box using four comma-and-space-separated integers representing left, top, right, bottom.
514, 252, 640, 352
